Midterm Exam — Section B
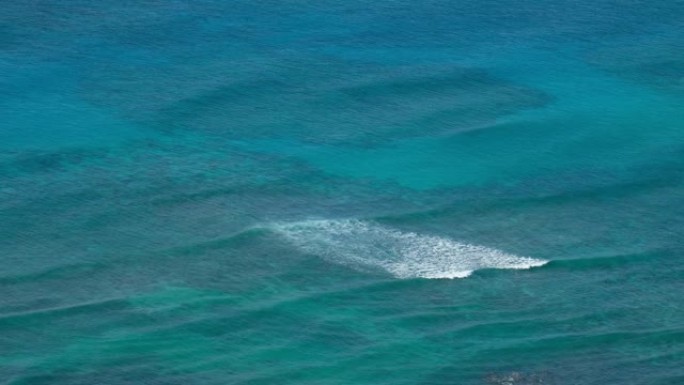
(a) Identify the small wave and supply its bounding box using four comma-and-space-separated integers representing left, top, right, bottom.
271, 219, 547, 279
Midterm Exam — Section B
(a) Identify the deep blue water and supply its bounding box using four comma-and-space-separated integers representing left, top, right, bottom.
1, 1, 684, 384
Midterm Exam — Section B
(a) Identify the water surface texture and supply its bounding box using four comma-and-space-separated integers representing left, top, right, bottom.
2, 1, 684, 384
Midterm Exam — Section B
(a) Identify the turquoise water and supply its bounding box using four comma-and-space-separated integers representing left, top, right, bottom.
1, 1, 684, 384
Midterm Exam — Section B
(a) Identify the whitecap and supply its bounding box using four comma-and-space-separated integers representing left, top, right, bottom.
271, 219, 547, 279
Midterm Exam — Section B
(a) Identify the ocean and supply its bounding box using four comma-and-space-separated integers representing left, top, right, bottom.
1, 1, 683, 384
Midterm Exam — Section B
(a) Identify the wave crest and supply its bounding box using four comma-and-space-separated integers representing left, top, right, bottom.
272, 219, 547, 279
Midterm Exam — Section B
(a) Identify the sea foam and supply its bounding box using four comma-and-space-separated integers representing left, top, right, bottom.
272, 219, 547, 279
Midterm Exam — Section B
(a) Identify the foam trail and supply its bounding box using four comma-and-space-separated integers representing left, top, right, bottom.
272, 219, 547, 279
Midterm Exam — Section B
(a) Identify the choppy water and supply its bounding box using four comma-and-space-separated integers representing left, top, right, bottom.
1, 1, 683, 384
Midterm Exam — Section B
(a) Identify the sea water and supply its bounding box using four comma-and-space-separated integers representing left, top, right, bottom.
1, 1, 683, 384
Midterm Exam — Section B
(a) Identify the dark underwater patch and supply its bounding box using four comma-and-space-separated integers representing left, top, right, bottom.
79, 56, 551, 146
585, 40, 684, 95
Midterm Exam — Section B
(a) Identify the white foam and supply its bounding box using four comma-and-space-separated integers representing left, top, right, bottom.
271, 219, 547, 279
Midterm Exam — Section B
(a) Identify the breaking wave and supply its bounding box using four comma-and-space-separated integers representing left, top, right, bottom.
271, 219, 547, 279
